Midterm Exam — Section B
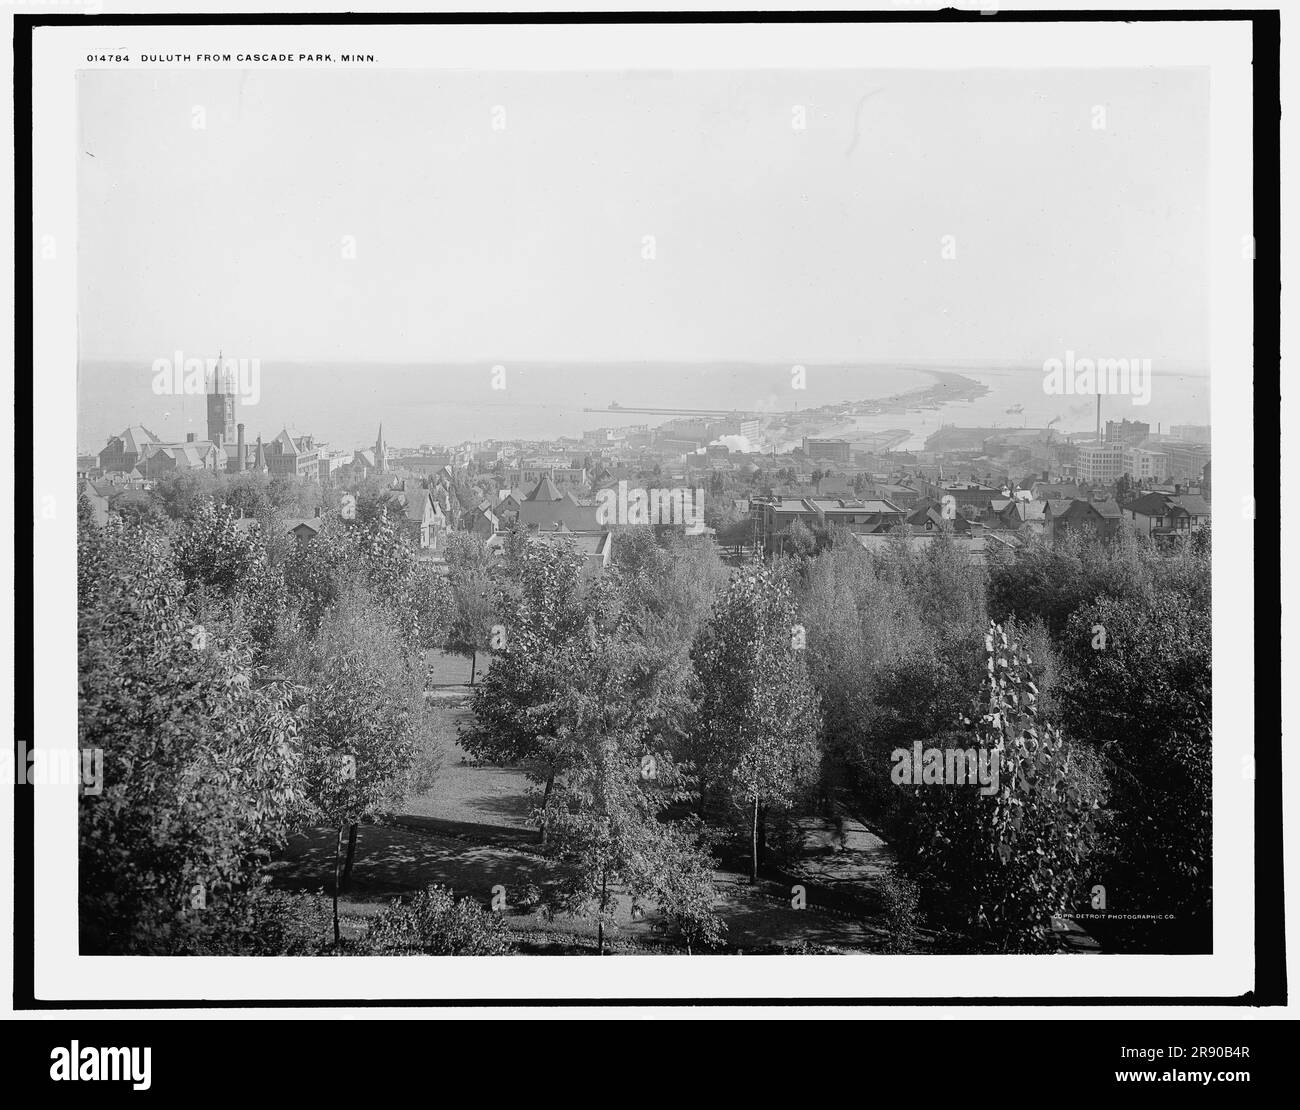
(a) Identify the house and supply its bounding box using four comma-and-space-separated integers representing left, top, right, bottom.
517, 475, 603, 532
853, 525, 1016, 568
753, 496, 906, 554
282, 518, 322, 543
400, 489, 441, 549
1123, 492, 1211, 539
907, 500, 972, 533
1043, 498, 1123, 544
233, 516, 322, 543
526, 528, 613, 574
78, 479, 110, 526
464, 503, 501, 540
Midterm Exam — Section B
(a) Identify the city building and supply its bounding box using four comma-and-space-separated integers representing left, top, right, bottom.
1105, 419, 1150, 446
1123, 446, 1168, 481
1076, 442, 1127, 485
1161, 441, 1212, 482
802, 438, 852, 464
263, 429, 322, 479
98, 425, 161, 473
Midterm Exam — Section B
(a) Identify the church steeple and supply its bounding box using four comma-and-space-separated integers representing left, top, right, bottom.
375, 423, 387, 473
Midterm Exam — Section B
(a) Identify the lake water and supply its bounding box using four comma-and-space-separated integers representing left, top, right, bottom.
77, 360, 1210, 454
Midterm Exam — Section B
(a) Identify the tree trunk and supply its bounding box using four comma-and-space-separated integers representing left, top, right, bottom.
332, 825, 343, 948
538, 772, 555, 845
469, 647, 477, 686
340, 823, 359, 890
598, 868, 608, 955
751, 796, 760, 883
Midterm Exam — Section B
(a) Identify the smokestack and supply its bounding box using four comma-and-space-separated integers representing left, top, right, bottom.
237, 423, 246, 472
1096, 394, 1101, 442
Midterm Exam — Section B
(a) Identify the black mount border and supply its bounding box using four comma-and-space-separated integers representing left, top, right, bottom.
12, 6, 1283, 1011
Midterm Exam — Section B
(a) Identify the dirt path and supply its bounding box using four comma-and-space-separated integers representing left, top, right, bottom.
267, 684, 914, 952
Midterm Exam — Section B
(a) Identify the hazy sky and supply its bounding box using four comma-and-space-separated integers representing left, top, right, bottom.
78, 67, 1208, 365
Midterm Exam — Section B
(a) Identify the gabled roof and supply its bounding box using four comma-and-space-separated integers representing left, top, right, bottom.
526, 475, 564, 502
1127, 492, 1211, 518
107, 425, 161, 455
1170, 495, 1211, 516
404, 491, 434, 521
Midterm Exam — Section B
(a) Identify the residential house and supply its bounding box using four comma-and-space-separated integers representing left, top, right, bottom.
517, 475, 603, 532
1123, 492, 1211, 539
1043, 498, 1123, 543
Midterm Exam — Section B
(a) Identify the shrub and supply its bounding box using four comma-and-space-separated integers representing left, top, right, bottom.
365, 885, 513, 955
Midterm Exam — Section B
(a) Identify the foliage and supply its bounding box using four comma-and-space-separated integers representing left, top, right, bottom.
895, 624, 1107, 951
692, 563, 822, 878
170, 499, 289, 650
78, 519, 304, 954
291, 593, 440, 830
365, 885, 513, 955
444, 531, 497, 663
1059, 591, 1211, 951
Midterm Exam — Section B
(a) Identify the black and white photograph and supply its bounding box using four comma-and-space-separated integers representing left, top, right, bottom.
13, 4, 1285, 1037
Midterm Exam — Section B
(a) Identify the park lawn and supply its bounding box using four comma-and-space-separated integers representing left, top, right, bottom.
267, 668, 924, 954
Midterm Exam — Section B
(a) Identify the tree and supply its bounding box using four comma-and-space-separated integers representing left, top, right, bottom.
1059, 591, 1211, 952
458, 540, 594, 842
896, 623, 1107, 950
78, 519, 304, 953
534, 601, 720, 954
444, 531, 496, 683
692, 564, 822, 881
170, 499, 289, 652
293, 595, 440, 942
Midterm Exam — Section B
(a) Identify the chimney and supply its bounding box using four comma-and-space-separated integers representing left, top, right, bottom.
186, 432, 196, 443
237, 423, 246, 472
